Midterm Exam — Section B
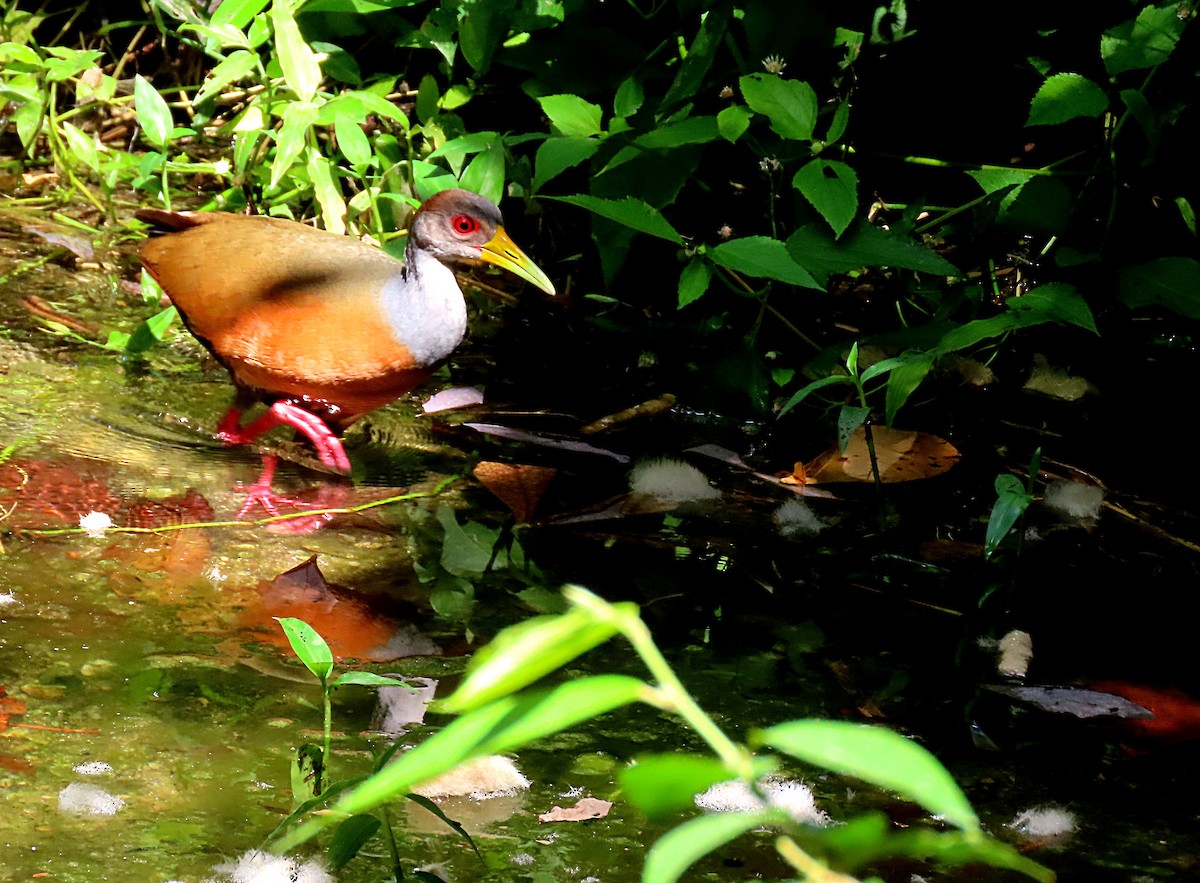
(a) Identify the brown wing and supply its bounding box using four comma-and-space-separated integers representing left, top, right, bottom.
138, 211, 430, 419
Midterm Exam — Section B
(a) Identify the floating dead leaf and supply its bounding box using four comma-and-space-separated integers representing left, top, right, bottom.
473, 461, 557, 523
538, 797, 613, 823
1024, 353, 1092, 401
790, 426, 960, 484
984, 684, 1152, 720
423, 386, 484, 413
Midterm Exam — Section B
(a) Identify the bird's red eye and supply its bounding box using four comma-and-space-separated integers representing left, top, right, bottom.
450, 214, 480, 236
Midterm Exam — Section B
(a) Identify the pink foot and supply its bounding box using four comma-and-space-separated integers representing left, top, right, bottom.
217, 401, 351, 473
233, 456, 350, 534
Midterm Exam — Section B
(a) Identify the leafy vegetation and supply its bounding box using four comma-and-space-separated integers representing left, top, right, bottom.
3, 0, 1198, 878
273, 590, 1052, 881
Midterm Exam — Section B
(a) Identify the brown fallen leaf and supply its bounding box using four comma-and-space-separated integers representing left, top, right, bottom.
787, 426, 960, 485
473, 462, 557, 523
538, 797, 613, 823
1, 686, 27, 733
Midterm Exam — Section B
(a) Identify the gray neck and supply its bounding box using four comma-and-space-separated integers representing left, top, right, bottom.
378, 248, 468, 367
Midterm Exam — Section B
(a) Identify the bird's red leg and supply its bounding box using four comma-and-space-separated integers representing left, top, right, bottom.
232, 455, 347, 533
215, 401, 351, 473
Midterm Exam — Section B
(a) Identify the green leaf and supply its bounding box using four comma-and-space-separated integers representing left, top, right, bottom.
275, 675, 650, 851
307, 151, 345, 234
331, 671, 413, 690
552, 195, 683, 244
60, 121, 102, 173
967, 167, 1032, 196
133, 75, 173, 149
193, 50, 259, 106
438, 606, 633, 713
458, 0, 515, 74
437, 507, 504, 576
1007, 282, 1097, 334
837, 405, 869, 452
334, 116, 372, 167
1027, 73, 1108, 126
717, 104, 752, 142
793, 159, 858, 236
1118, 257, 1200, 319
538, 93, 603, 137
786, 222, 958, 287
319, 90, 409, 128
884, 357, 933, 424
644, 810, 779, 883
598, 116, 720, 175
1101, 4, 1184, 77
825, 98, 851, 143
121, 306, 179, 354
710, 237, 821, 289
658, 4, 730, 111
459, 141, 506, 205
777, 374, 851, 416
613, 76, 644, 118
277, 617, 334, 682
985, 473, 1033, 557
619, 755, 739, 820
210, 0, 270, 29
326, 814, 380, 870
753, 720, 979, 830
996, 176, 1072, 235
270, 101, 318, 188
533, 136, 600, 191
678, 257, 713, 308
739, 73, 817, 140
271, 0, 321, 102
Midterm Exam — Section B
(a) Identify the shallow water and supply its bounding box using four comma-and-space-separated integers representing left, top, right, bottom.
5, 217, 1200, 882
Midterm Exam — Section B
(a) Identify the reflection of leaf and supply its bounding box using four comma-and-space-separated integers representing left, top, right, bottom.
797, 426, 960, 484
473, 462, 556, 523
538, 797, 613, 823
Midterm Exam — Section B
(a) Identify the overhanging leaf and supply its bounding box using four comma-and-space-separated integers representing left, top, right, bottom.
793, 159, 858, 236
739, 73, 817, 140
1027, 72, 1108, 126
753, 719, 979, 830
710, 237, 821, 289
552, 195, 683, 244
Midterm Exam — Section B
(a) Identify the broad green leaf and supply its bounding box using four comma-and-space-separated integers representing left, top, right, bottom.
438, 507, 506, 576
210, 0, 270, 28
837, 405, 869, 452
270, 101, 318, 188
619, 755, 739, 820
613, 76, 644, 119
717, 104, 752, 142
825, 98, 851, 143
599, 116, 720, 174
1118, 257, 1200, 319
739, 73, 817, 140
533, 136, 600, 191
793, 159, 858, 236
134, 74, 173, 149
307, 151, 346, 234
658, 4, 730, 111
277, 617, 334, 682
271, 0, 321, 102
678, 257, 713, 308
458, 0, 514, 74
460, 142, 506, 205
1101, 4, 1184, 76
438, 607, 632, 712
786, 222, 958, 286
884, 357, 933, 424
710, 236, 821, 289
416, 73, 439, 124
644, 810, 779, 883
553, 195, 683, 244
996, 176, 1072, 235
933, 313, 1022, 354
0, 41, 43, 67
985, 473, 1032, 557
1007, 282, 1097, 334
332, 671, 415, 689
193, 50, 259, 106
538, 94, 603, 137
1027, 73, 1108, 126
334, 115, 372, 167
327, 814, 380, 870
275, 675, 649, 850
181, 22, 252, 51
967, 167, 1032, 196
319, 90, 409, 127
754, 719, 979, 830
60, 121, 102, 173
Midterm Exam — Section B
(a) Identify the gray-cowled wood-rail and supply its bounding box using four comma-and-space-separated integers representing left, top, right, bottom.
136, 189, 554, 519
